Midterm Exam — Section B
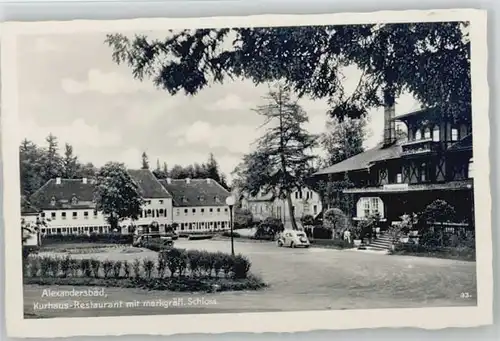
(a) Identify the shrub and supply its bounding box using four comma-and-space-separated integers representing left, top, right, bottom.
70, 259, 80, 277
48, 257, 61, 277
29, 257, 41, 277
199, 251, 215, 277
142, 259, 155, 279
187, 250, 202, 276
133, 259, 141, 278
213, 252, 225, 277
221, 254, 234, 278
123, 260, 131, 278
112, 261, 123, 278
234, 208, 254, 229
311, 226, 333, 239
323, 208, 347, 231
419, 199, 456, 227
61, 256, 72, 277
90, 258, 101, 278
232, 254, 251, 279
222, 231, 240, 238
102, 260, 114, 278
156, 254, 167, 278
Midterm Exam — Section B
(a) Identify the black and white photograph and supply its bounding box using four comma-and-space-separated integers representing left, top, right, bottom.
1, 9, 492, 337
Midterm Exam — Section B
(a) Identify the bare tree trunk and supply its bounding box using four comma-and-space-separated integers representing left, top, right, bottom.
286, 192, 298, 230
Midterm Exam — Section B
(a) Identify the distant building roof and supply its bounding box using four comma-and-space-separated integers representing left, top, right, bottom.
30, 178, 97, 210
127, 169, 172, 199
158, 178, 230, 207
314, 141, 403, 176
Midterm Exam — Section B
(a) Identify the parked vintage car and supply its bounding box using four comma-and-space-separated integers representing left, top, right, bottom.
132, 233, 174, 248
276, 229, 310, 248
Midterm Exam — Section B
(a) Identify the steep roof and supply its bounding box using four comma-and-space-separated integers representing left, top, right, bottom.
127, 169, 172, 199
30, 179, 97, 210
314, 141, 403, 176
158, 178, 230, 207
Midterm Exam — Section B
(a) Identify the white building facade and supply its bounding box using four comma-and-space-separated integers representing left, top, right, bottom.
25, 171, 231, 236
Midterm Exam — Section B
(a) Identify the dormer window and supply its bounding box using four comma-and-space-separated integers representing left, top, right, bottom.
71, 196, 78, 205
182, 196, 188, 203
199, 195, 205, 202
50, 196, 56, 206
215, 196, 220, 203
415, 129, 422, 140
424, 128, 431, 139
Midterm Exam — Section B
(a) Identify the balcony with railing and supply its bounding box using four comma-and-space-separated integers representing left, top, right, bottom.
401, 138, 441, 156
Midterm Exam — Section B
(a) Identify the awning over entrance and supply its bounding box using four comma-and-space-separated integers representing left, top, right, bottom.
343, 179, 473, 194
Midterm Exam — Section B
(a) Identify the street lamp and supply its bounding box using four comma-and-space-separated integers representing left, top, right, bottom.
225, 195, 236, 256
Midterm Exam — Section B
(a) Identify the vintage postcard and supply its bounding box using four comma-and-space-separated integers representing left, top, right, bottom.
1, 9, 492, 338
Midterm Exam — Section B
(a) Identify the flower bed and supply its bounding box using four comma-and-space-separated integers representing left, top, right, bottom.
41, 234, 134, 245
24, 248, 266, 292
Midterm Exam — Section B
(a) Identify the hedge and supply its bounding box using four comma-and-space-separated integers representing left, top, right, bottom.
41, 233, 134, 245
390, 243, 476, 261
310, 239, 353, 249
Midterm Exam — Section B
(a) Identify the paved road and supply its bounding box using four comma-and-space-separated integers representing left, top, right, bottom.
24, 240, 477, 318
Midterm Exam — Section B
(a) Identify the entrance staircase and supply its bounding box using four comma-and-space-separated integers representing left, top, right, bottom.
364, 232, 393, 251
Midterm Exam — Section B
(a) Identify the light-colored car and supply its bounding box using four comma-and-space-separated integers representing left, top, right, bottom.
277, 230, 310, 248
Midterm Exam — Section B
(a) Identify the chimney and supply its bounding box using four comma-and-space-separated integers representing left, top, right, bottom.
206, 178, 211, 184
383, 88, 396, 146
186, 178, 191, 184
55, 177, 61, 185
166, 178, 172, 184
82, 178, 87, 184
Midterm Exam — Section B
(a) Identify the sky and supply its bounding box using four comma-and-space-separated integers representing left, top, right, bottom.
17, 32, 421, 183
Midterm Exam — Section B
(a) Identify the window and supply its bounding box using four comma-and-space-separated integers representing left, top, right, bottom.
61, 212, 67, 220
41, 212, 46, 218
201, 208, 205, 214
313, 205, 318, 215
72, 212, 77, 219
209, 208, 213, 213
224, 208, 228, 213
424, 128, 431, 139
192, 208, 196, 213
84, 211, 89, 219
468, 158, 474, 178
295, 192, 298, 199
51, 212, 56, 219
159, 200, 163, 204
356, 197, 384, 219
217, 208, 221, 213
184, 208, 188, 215
433, 126, 440, 141
93, 209, 98, 217
420, 163, 427, 182
451, 128, 459, 141
299, 191, 303, 199
396, 173, 403, 183
415, 129, 422, 140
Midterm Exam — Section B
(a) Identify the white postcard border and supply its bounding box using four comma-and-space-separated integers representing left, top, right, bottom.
1, 9, 492, 338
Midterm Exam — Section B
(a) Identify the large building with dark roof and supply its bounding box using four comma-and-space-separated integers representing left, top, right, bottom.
25, 169, 231, 236
158, 178, 232, 232
313, 104, 474, 228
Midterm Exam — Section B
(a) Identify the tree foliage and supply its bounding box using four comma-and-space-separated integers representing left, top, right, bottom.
20, 136, 97, 197
141, 151, 149, 170
93, 162, 144, 230
162, 154, 229, 189
321, 116, 366, 167
420, 199, 456, 223
232, 85, 317, 229
105, 22, 470, 121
